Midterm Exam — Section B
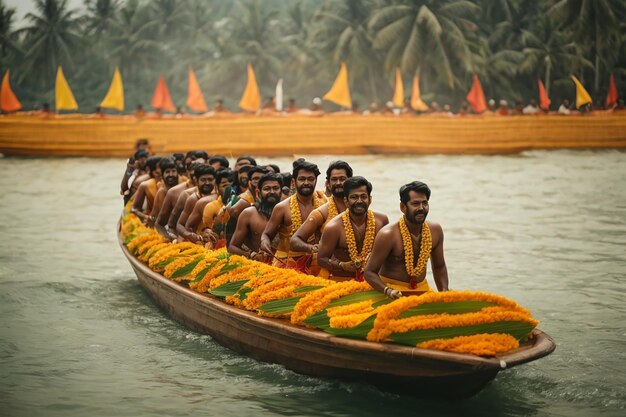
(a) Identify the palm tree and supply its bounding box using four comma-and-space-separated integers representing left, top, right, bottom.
0, 2, 20, 57
84, 0, 120, 37
369, 0, 480, 92
18, 0, 82, 87
313, 0, 382, 100
550, 0, 626, 94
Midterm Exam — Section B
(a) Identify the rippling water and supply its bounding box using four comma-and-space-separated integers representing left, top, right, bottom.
0, 151, 625, 416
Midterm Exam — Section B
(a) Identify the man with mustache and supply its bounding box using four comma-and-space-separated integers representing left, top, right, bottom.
317, 176, 388, 281
260, 160, 327, 272
130, 156, 162, 223
229, 173, 283, 260
174, 164, 217, 243
290, 160, 353, 259
364, 181, 449, 298
148, 157, 180, 226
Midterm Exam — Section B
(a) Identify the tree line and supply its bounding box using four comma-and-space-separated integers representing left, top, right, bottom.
1, 0, 624, 113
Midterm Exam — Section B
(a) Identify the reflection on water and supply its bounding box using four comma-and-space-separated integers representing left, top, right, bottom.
0, 151, 625, 416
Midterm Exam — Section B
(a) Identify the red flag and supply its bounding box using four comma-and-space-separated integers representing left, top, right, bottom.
186, 67, 208, 112
466, 74, 486, 113
538, 79, 551, 111
151, 75, 176, 112
1, 70, 22, 113
606, 73, 619, 108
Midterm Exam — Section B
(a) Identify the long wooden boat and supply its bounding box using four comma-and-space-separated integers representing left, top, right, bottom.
118, 226, 556, 398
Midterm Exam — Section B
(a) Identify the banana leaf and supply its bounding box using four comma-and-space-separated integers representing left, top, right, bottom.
209, 279, 249, 297
398, 301, 495, 318
170, 256, 205, 279
237, 286, 254, 301
293, 285, 325, 294
258, 296, 301, 313
389, 321, 536, 346
188, 261, 219, 283
156, 257, 178, 268
324, 315, 378, 338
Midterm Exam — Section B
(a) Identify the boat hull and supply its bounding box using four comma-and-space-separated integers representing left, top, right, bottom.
120, 231, 555, 397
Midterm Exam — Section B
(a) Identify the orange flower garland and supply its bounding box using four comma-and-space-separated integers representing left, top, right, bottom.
398, 217, 432, 286
291, 281, 372, 325
417, 333, 519, 356
342, 209, 375, 270
290, 193, 323, 235
327, 300, 376, 329
327, 196, 339, 220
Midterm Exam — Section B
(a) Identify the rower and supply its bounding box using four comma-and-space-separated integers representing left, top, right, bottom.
130, 156, 162, 222
317, 176, 388, 280
364, 181, 449, 298
148, 157, 180, 225
174, 164, 217, 243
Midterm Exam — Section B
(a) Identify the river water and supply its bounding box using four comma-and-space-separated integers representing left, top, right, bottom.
0, 150, 624, 417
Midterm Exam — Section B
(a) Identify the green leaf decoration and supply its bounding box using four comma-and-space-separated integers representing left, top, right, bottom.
170, 256, 205, 279
398, 301, 495, 318
325, 315, 378, 339
372, 298, 394, 308
217, 261, 243, 277
188, 261, 219, 283
209, 279, 249, 297
293, 285, 325, 294
156, 257, 178, 268
389, 321, 536, 346
304, 310, 331, 330
237, 286, 254, 301
258, 296, 302, 313
327, 290, 386, 308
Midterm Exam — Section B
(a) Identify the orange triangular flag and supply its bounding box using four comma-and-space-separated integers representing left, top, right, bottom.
186, 67, 208, 113
1, 70, 22, 113
538, 79, 551, 111
410, 74, 428, 111
392, 68, 404, 108
466, 74, 486, 113
323, 63, 352, 108
606, 73, 619, 108
151, 75, 176, 113
239, 64, 261, 112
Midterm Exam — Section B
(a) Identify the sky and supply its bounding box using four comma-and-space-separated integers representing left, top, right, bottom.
6, 0, 86, 28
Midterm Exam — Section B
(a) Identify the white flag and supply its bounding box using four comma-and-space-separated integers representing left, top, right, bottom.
275, 78, 283, 111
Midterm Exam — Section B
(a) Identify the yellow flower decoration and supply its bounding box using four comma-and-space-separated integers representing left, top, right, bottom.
290, 193, 323, 236
417, 333, 519, 356
342, 209, 375, 270
327, 196, 339, 220
398, 217, 432, 286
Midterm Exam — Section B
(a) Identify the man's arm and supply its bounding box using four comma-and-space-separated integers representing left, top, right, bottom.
260, 203, 285, 254
316, 222, 343, 273
176, 197, 201, 243
156, 193, 174, 227
131, 182, 149, 222
364, 227, 400, 298
228, 210, 255, 259
149, 187, 167, 225
290, 209, 324, 253
185, 198, 207, 234
429, 222, 449, 291
168, 192, 188, 230
227, 198, 251, 220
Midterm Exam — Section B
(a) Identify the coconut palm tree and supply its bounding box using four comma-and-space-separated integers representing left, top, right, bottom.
369, 0, 480, 92
549, 0, 626, 94
0, 2, 20, 57
18, 0, 82, 87
84, 0, 120, 37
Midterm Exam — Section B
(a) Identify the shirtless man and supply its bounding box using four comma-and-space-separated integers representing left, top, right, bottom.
130, 156, 162, 223
184, 169, 232, 243
228, 165, 268, 219
174, 165, 217, 243
148, 157, 179, 225
229, 173, 282, 261
317, 177, 388, 280
290, 160, 353, 255
260, 160, 327, 272
364, 181, 449, 299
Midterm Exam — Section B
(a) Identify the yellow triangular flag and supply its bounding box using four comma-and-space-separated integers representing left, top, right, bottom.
392, 68, 404, 108
571, 75, 592, 108
410, 74, 429, 111
239, 64, 261, 112
55, 66, 78, 111
323, 62, 352, 108
100, 66, 124, 111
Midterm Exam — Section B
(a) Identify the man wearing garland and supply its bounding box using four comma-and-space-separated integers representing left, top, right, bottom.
290, 160, 353, 258
364, 181, 449, 299
229, 173, 283, 261
130, 156, 162, 222
148, 157, 180, 225
260, 160, 327, 272
317, 176, 389, 280
174, 164, 217, 244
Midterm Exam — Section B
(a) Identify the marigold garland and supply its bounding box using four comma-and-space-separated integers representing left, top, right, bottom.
342, 209, 375, 270
399, 217, 432, 286
327, 300, 376, 329
291, 281, 372, 325
242, 274, 332, 310
163, 256, 198, 279
327, 196, 339, 220
290, 193, 323, 235
417, 333, 519, 356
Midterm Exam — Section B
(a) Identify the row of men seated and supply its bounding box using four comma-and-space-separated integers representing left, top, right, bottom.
123, 151, 449, 299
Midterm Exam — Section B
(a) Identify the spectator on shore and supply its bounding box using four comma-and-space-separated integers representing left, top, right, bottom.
486, 99, 496, 115
558, 100, 571, 115
133, 104, 146, 119
523, 99, 540, 115
285, 99, 299, 114
363, 101, 379, 115
511, 100, 524, 115
497, 100, 509, 116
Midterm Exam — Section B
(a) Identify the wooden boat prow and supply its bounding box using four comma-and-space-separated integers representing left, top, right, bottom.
119, 228, 555, 397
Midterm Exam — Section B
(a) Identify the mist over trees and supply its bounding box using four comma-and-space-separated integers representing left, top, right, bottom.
1, 0, 625, 112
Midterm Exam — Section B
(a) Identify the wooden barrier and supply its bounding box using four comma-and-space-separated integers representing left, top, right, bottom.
1, 113, 625, 157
